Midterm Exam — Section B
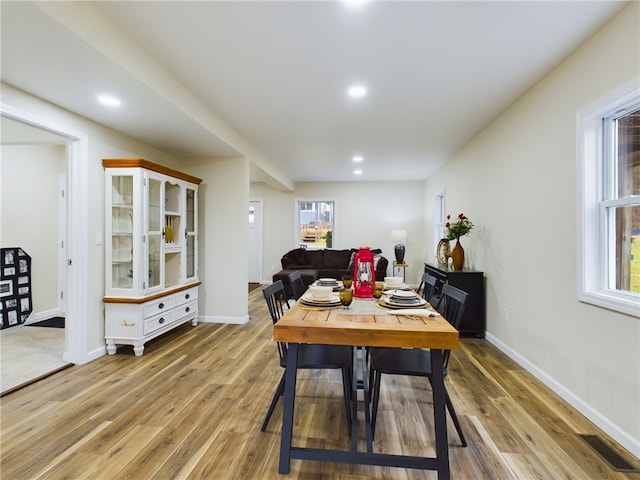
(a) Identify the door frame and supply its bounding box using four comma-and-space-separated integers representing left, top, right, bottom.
248, 199, 263, 283
58, 174, 67, 316
1, 103, 89, 364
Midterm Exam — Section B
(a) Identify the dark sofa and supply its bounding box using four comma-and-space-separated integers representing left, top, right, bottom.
273, 248, 389, 298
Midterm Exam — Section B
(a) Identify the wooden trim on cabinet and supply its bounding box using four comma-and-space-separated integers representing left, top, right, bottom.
103, 282, 202, 304
102, 158, 203, 185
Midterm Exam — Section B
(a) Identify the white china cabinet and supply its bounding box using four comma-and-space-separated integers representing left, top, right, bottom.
102, 158, 202, 356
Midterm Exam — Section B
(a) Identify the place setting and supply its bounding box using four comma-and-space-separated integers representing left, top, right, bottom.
378, 289, 427, 309
313, 277, 341, 291
382, 276, 412, 291
377, 291, 441, 319
300, 285, 342, 308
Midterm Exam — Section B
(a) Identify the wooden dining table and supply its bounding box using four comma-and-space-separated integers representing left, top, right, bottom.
273, 297, 459, 479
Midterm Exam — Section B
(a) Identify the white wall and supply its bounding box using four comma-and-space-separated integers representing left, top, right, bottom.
0, 144, 65, 319
250, 180, 425, 285
424, 3, 639, 456
188, 156, 250, 323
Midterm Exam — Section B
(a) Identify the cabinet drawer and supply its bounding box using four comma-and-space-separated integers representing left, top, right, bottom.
175, 287, 198, 306
144, 310, 176, 335
143, 295, 176, 319
176, 300, 198, 321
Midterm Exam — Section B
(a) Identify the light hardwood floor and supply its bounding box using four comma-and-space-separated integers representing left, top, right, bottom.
1, 287, 637, 479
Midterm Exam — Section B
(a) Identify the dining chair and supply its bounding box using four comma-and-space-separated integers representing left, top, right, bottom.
287, 270, 307, 301
368, 283, 469, 446
261, 280, 353, 432
417, 272, 439, 303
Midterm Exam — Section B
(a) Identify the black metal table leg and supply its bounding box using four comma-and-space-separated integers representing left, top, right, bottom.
430, 349, 450, 480
360, 346, 373, 453
278, 343, 299, 474
351, 346, 359, 452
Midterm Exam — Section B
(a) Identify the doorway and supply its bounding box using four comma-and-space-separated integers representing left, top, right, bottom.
0, 109, 87, 393
0, 121, 68, 392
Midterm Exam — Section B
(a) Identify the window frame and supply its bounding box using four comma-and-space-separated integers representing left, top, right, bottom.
434, 190, 446, 257
577, 77, 640, 317
294, 198, 335, 249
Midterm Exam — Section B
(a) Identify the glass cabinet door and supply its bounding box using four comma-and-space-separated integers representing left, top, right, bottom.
110, 175, 134, 290
146, 175, 163, 290
185, 187, 197, 280
104, 159, 201, 299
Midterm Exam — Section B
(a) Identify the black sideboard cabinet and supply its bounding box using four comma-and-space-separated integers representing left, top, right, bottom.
424, 262, 485, 338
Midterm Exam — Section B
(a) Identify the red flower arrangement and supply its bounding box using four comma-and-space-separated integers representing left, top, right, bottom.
445, 213, 474, 240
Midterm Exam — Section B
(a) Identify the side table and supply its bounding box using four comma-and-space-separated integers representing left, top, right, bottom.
392, 262, 408, 282
424, 262, 485, 338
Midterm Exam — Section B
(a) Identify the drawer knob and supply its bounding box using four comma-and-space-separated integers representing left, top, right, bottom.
158, 303, 164, 309
185, 306, 190, 313
185, 293, 190, 299
159, 317, 165, 324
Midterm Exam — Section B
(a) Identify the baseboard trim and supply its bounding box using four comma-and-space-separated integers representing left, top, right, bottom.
198, 314, 249, 325
486, 332, 640, 459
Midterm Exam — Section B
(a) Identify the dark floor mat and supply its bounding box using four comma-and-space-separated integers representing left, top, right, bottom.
26, 317, 65, 328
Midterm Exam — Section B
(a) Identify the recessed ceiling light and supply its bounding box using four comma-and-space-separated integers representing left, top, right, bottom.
352, 156, 363, 163
354, 169, 363, 175
98, 95, 121, 107
348, 85, 367, 98
343, 0, 368, 7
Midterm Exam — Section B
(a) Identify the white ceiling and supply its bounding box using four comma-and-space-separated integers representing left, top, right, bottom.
0, 1, 628, 184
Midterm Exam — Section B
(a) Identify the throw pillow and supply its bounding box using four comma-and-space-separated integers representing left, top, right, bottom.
322, 249, 352, 269
347, 252, 357, 271
290, 248, 310, 265
306, 249, 324, 266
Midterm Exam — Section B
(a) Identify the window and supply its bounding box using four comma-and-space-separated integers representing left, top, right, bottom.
578, 78, 640, 317
434, 191, 446, 255
296, 200, 334, 249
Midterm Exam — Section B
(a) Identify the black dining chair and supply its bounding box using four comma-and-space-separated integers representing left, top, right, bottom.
368, 283, 469, 446
417, 272, 439, 304
287, 270, 307, 301
261, 280, 353, 432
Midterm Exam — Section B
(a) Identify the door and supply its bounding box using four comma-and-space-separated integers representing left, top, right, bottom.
58, 174, 67, 314
248, 200, 263, 283
184, 185, 198, 282
145, 173, 163, 292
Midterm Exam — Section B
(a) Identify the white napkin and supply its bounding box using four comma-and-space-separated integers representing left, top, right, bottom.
392, 309, 439, 317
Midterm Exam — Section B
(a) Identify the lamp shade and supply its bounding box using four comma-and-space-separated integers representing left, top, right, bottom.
391, 229, 407, 243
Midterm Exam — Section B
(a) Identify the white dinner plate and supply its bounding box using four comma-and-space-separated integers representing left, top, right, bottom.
302, 293, 340, 304
383, 284, 410, 290
314, 281, 340, 291
387, 290, 417, 298
381, 296, 427, 307
300, 298, 340, 308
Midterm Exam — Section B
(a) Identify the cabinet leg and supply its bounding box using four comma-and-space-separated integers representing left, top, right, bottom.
191, 317, 198, 326
133, 344, 145, 356
106, 342, 117, 355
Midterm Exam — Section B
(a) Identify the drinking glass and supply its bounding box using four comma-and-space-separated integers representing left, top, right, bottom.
339, 288, 353, 309
341, 275, 353, 289
373, 281, 384, 299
